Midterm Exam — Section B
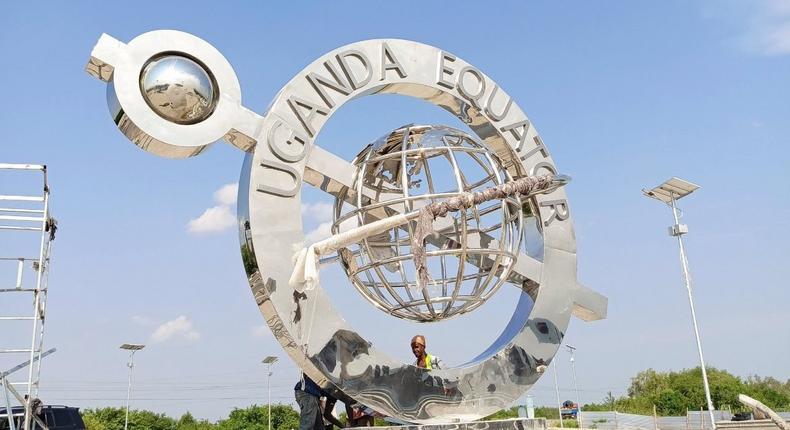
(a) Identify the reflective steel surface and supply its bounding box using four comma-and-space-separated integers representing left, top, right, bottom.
139, 54, 217, 124
86, 31, 259, 158
86, 31, 609, 424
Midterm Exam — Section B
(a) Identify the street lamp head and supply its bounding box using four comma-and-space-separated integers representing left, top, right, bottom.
120, 343, 145, 351
262, 355, 278, 364
642, 177, 700, 204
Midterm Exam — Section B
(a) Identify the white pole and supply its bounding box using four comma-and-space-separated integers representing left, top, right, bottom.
124, 351, 136, 430
267, 363, 273, 430
553, 360, 564, 428
568, 347, 582, 428
669, 194, 716, 429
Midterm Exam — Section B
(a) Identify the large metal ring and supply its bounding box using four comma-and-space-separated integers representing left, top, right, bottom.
239, 39, 578, 423
87, 32, 606, 424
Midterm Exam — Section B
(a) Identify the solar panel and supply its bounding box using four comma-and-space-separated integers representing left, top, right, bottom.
120, 343, 145, 351
643, 177, 700, 203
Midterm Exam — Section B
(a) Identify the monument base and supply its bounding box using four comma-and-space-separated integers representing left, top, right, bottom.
368, 418, 547, 430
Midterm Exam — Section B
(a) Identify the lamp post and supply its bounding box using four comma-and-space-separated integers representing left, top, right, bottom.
552, 359, 564, 428
120, 344, 145, 430
643, 177, 716, 429
567, 345, 582, 428
262, 356, 278, 430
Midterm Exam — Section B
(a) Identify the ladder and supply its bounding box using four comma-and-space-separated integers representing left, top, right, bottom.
0, 163, 56, 430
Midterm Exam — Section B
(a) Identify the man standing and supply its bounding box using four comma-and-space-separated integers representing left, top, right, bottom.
411, 335, 443, 370
295, 374, 323, 430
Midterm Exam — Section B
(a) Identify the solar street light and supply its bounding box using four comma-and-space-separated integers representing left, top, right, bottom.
120, 344, 145, 430
643, 177, 715, 429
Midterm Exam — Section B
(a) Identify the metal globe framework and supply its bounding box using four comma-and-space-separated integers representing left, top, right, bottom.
332, 125, 524, 322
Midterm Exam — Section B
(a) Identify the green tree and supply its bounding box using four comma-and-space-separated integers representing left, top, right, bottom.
744, 376, 790, 411
535, 406, 560, 419
178, 412, 197, 426
177, 411, 216, 429
81, 407, 176, 430
217, 404, 298, 430
240, 243, 257, 276
628, 369, 669, 399
654, 389, 686, 415
584, 367, 790, 415
604, 391, 616, 411
483, 406, 519, 420
82, 413, 107, 430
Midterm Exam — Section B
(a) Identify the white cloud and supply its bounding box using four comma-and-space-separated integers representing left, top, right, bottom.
187, 183, 239, 235
305, 222, 333, 244
301, 202, 333, 223
745, 8, 790, 56
303, 218, 359, 244
300, 202, 361, 244
302, 202, 334, 245
214, 183, 239, 206
151, 316, 200, 343
187, 205, 235, 234
716, 0, 790, 55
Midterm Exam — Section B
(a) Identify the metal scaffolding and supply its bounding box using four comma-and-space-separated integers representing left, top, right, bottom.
0, 163, 57, 430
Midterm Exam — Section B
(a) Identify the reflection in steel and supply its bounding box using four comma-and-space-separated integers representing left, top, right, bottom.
86, 31, 608, 424
139, 54, 217, 124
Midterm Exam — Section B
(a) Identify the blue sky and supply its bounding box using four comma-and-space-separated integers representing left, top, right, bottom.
1, 0, 789, 422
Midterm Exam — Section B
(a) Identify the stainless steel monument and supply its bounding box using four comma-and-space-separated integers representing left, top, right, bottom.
86, 30, 607, 424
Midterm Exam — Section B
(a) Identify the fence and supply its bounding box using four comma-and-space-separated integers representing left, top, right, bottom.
581, 410, 736, 430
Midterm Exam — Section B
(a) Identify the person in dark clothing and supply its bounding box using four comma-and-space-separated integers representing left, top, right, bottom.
295, 374, 324, 430
296, 374, 347, 430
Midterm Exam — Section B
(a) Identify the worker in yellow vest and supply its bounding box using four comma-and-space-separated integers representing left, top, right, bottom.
411, 335, 443, 370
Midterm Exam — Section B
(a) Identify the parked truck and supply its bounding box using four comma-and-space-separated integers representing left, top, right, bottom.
561, 400, 579, 419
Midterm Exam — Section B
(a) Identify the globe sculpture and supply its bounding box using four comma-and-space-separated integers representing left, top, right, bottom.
333, 124, 524, 322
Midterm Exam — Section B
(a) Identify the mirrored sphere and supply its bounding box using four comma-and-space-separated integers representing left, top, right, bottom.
139, 54, 217, 124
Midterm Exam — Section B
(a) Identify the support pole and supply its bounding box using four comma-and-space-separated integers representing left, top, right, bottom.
568, 346, 582, 428
267, 363, 272, 430
670, 194, 716, 429
553, 360, 564, 428
262, 356, 278, 430
124, 350, 137, 430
